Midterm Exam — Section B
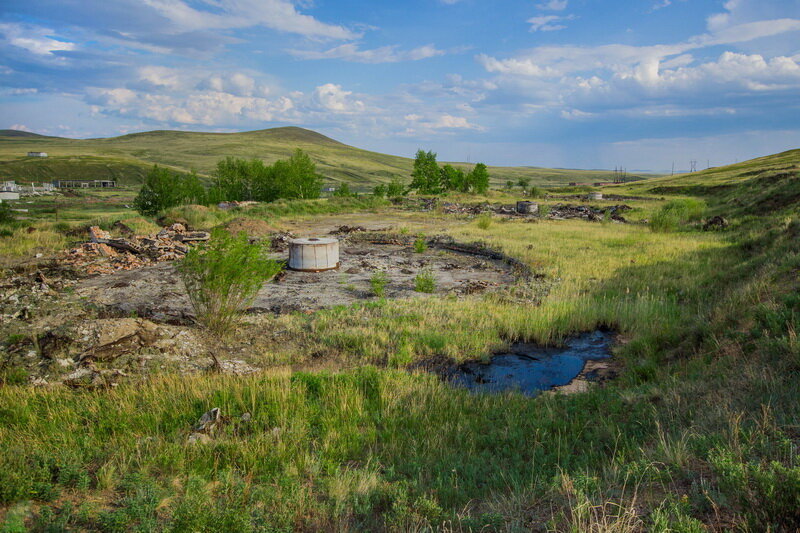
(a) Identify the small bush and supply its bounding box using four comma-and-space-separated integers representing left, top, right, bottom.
414, 268, 436, 293
413, 236, 427, 253
179, 229, 281, 336
476, 214, 492, 230
370, 271, 389, 298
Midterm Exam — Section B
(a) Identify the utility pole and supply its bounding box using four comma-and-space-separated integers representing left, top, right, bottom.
690, 160, 697, 173
671, 161, 675, 176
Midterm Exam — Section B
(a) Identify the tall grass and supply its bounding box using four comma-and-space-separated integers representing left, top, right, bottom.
649, 198, 707, 232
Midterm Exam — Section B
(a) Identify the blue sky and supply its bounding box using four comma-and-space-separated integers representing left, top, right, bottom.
1, 0, 799, 171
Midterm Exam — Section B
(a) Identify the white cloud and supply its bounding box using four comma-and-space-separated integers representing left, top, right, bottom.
536, 0, 568, 11
141, 0, 357, 40
0, 23, 75, 56
9, 124, 30, 131
528, 15, 570, 32
289, 43, 445, 63
312, 84, 365, 114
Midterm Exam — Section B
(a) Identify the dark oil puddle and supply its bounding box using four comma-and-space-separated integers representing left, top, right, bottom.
448, 330, 614, 395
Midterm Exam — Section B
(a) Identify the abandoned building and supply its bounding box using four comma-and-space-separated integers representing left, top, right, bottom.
52, 179, 116, 188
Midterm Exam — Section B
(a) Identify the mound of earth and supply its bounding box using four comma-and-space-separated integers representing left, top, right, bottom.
224, 217, 277, 238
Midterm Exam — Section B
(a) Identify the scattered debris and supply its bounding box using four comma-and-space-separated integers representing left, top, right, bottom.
61, 224, 210, 275
218, 200, 258, 210
547, 204, 631, 221
270, 231, 296, 251
330, 225, 368, 234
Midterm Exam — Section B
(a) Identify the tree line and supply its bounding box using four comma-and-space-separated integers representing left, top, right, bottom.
134, 149, 323, 216
409, 149, 489, 195
134, 147, 492, 216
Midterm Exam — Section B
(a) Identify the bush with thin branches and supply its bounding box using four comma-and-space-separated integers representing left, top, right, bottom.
179, 230, 281, 336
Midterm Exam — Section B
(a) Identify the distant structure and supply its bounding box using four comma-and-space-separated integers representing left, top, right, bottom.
27, 151, 48, 158
52, 179, 116, 188
1, 180, 20, 192
322, 186, 336, 193
0, 181, 20, 202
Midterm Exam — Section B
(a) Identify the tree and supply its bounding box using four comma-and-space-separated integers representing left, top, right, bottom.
373, 184, 387, 198
410, 149, 441, 194
386, 179, 406, 198
517, 177, 531, 190
440, 164, 467, 193
469, 163, 490, 194
285, 149, 323, 200
135, 166, 196, 216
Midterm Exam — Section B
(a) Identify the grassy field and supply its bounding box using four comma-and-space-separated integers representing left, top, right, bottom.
0, 151, 799, 530
0, 128, 652, 189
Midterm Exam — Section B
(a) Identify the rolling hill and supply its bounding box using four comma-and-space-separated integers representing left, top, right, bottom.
0, 127, 652, 188
609, 148, 800, 214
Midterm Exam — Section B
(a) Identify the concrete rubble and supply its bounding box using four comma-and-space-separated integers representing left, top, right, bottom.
61, 223, 210, 275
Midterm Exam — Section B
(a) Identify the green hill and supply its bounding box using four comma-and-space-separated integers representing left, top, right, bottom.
610, 148, 800, 214
0, 126, 652, 188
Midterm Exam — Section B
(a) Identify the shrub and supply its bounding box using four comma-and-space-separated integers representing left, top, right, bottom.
650, 199, 707, 232
476, 214, 492, 230
179, 230, 281, 336
414, 268, 436, 293
333, 183, 355, 197
373, 184, 387, 198
528, 186, 545, 198
386, 179, 406, 198
369, 271, 389, 298
413, 236, 427, 253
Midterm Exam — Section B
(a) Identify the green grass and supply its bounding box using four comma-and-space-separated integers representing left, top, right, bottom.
0, 127, 657, 190
1, 149, 800, 529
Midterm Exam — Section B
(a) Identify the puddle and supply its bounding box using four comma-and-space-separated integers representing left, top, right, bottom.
448, 330, 614, 395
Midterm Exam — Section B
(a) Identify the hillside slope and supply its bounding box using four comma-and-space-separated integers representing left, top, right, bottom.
0, 127, 650, 188
613, 148, 800, 196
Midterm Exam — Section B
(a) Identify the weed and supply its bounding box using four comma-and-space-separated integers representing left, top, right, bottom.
413, 236, 427, 253
179, 229, 281, 337
476, 214, 492, 229
414, 268, 436, 293
369, 271, 389, 298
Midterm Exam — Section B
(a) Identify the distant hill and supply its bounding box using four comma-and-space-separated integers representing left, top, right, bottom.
0, 126, 653, 188
610, 148, 800, 214
0, 130, 54, 138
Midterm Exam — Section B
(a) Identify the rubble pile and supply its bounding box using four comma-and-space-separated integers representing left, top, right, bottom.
270, 231, 296, 251
547, 204, 632, 222
62, 223, 210, 275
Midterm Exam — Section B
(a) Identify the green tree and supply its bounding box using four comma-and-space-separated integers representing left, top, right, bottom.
386, 179, 406, 198
134, 166, 192, 216
517, 177, 531, 190
285, 149, 323, 200
410, 149, 441, 194
373, 184, 387, 198
440, 164, 467, 192
469, 163, 490, 194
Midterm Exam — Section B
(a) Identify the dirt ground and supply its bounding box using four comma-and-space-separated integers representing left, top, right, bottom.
76, 236, 517, 321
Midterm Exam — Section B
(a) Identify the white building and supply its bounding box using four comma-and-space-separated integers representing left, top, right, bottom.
27, 152, 48, 157
1, 180, 19, 192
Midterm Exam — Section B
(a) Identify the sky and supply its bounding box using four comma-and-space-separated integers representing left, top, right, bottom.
1, 0, 799, 172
